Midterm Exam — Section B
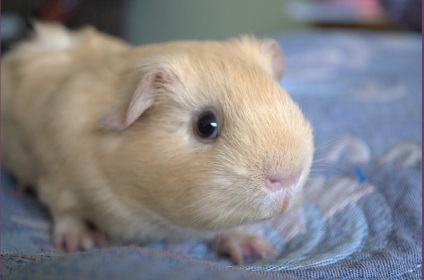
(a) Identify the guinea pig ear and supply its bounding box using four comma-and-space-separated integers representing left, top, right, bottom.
101, 67, 175, 131
258, 39, 285, 81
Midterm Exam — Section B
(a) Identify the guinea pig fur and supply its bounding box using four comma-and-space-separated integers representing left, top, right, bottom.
1, 22, 314, 265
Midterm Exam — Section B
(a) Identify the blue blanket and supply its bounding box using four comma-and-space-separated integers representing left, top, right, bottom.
1, 30, 421, 279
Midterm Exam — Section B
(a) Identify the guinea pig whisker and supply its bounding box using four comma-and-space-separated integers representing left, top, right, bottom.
179, 189, 238, 231
215, 205, 232, 234
181, 188, 233, 214
313, 137, 345, 153
311, 158, 334, 164
310, 164, 366, 178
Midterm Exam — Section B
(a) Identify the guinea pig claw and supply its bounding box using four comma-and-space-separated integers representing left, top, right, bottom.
213, 231, 275, 265
80, 232, 108, 250
52, 218, 108, 252
53, 231, 80, 252
53, 230, 108, 252
90, 232, 109, 248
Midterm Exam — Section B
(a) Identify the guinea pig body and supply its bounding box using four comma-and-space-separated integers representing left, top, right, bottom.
1, 23, 313, 264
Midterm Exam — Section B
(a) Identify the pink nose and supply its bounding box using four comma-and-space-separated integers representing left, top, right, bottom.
265, 173, 301, 192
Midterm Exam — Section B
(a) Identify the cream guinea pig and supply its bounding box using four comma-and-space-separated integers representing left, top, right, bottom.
1, 22, 314, 265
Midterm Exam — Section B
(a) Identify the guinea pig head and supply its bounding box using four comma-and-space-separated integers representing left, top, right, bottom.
101, 37, 314, 232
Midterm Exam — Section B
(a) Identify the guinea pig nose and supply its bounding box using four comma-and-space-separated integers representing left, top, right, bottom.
264, 173, 301, 192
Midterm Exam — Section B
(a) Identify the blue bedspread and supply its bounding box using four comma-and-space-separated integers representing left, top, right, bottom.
1, 30, 422, 279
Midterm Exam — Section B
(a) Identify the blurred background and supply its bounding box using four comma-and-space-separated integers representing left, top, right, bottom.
1, 0, 421, 50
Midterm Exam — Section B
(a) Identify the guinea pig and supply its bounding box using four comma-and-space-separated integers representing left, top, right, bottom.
1, 22, 314, 265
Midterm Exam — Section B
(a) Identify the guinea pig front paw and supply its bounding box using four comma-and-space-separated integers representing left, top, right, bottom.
212, 231, 275, 265
52, 216, 108, 252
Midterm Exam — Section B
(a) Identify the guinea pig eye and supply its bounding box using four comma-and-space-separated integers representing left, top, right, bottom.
195, 111, 219, 141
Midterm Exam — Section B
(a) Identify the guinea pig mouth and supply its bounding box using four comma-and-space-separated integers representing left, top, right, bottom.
223, 192, 292, 225
263, 188, 296, 217
270, 193, 290, 215
255, 193, 299, 223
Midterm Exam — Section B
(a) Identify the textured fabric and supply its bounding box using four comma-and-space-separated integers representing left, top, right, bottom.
1, 30, 421, 279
